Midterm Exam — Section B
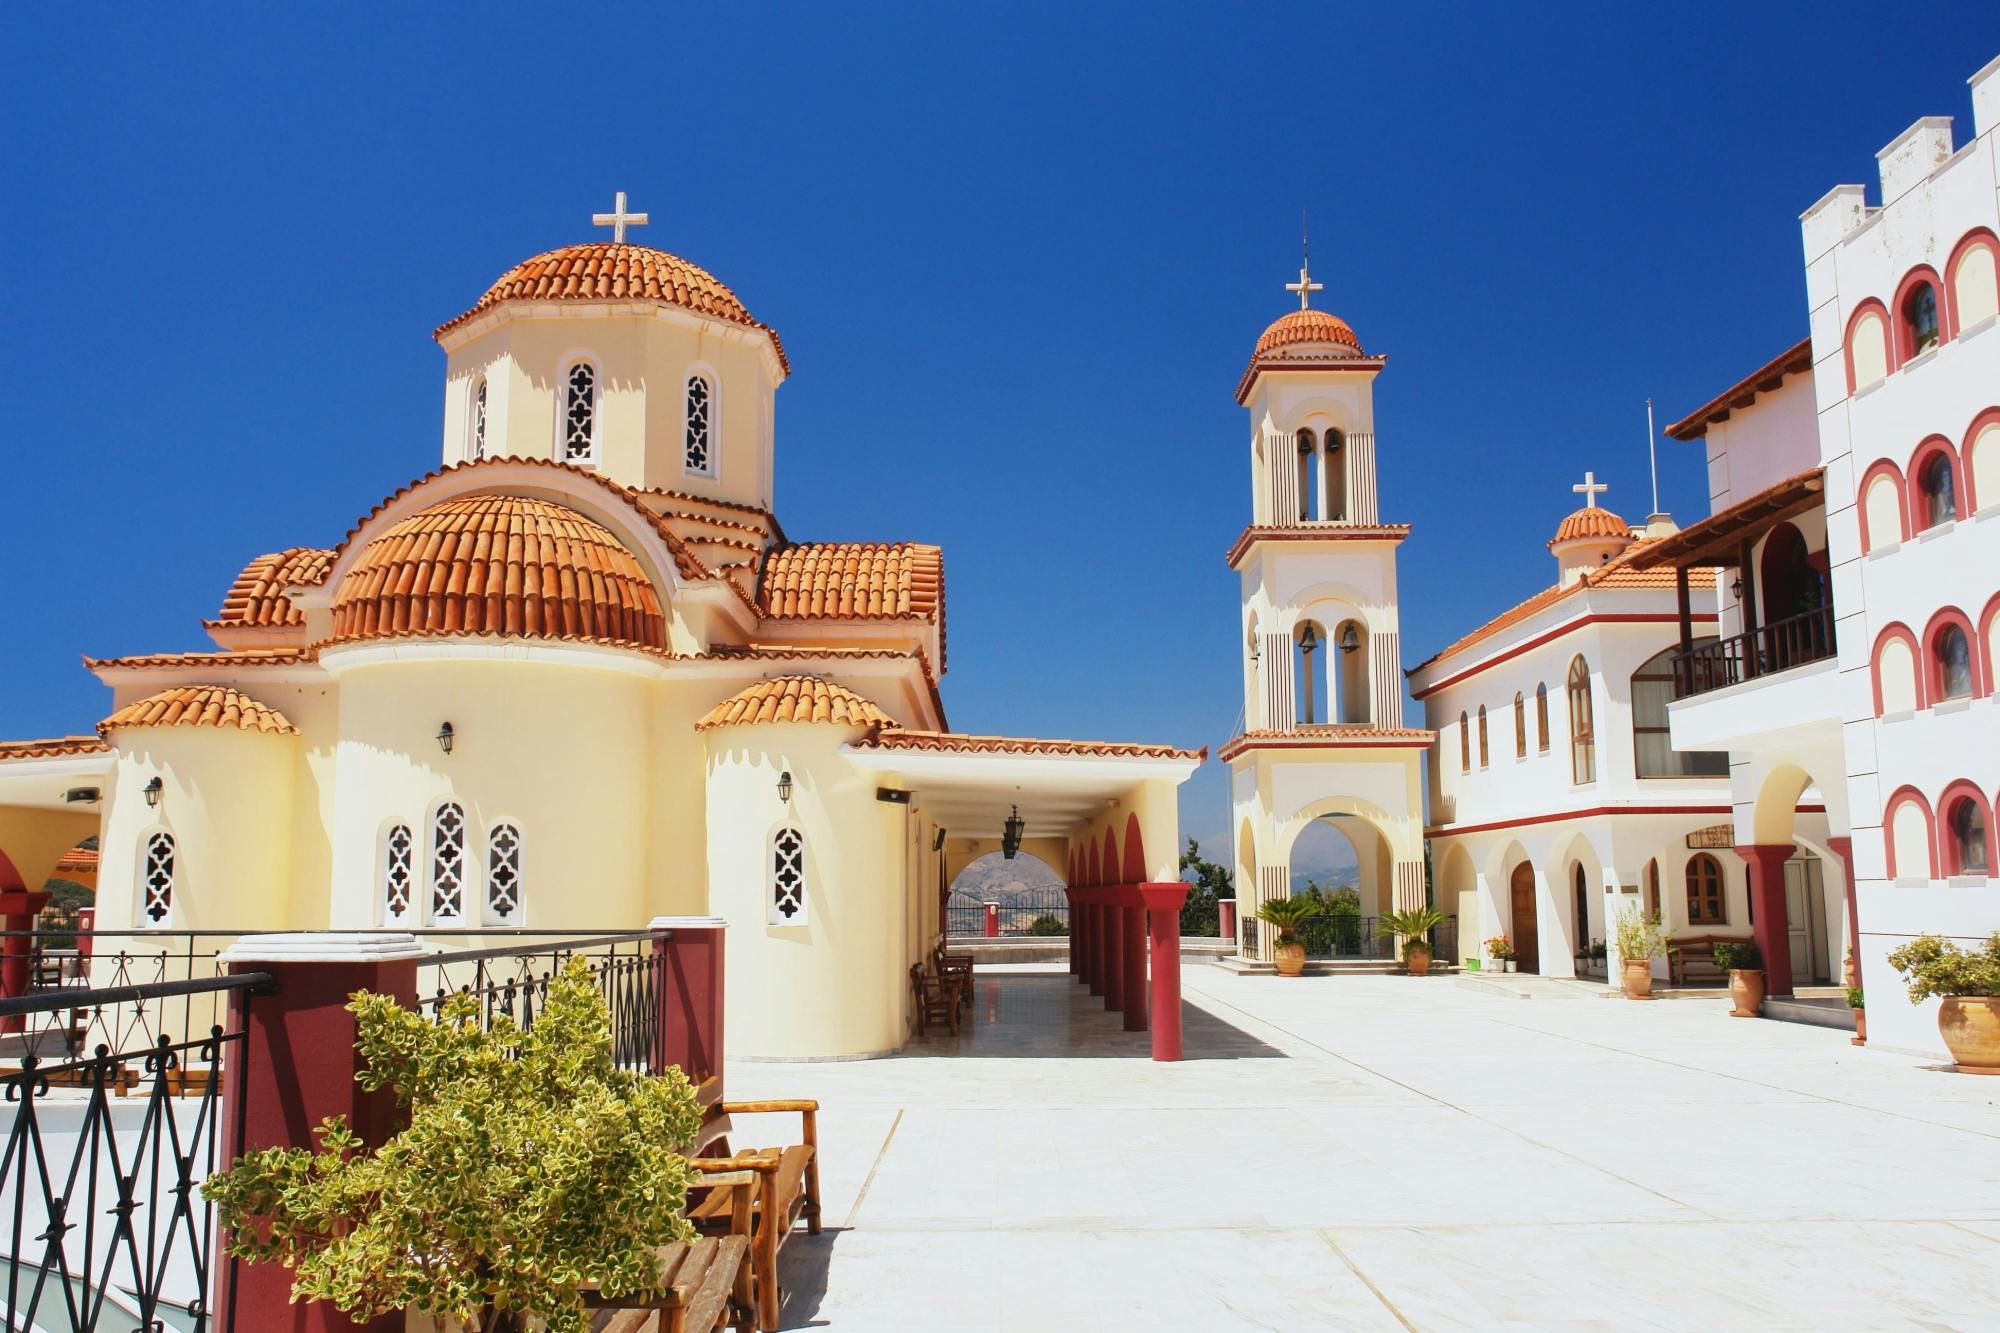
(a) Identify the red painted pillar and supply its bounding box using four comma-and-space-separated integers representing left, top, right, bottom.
983, 901, 1000, 938
1104, 897, 1125, 1012
1140, 882, 1190, 1062
1120, 901, 1148, 1032
1087, 900, 1106, 997
1826, 837, 1861, 981
1217, 897, 1237, 940
651, 917, 727, 1096
215, 933, 423, 1333
0, 888, 50, 1033
1737, 844, 1796, 997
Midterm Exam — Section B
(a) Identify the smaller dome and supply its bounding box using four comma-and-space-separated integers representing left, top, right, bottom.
696, 676, 895, 732
1254, 308, 1364, 358
101, 686, 297, 737
1549, 506, 1633, 548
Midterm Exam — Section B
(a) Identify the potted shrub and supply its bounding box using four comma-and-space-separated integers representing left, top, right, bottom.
1846, 986, 1866, 1046
1886, 932, 2000, 1073
1377, 906, 1448, 977
1484, 935, 1515, 973
1712, 938, 1766, 1017
1613, 905, 1670, 1000
204, 958, 704, 1333
1256, 895, 1324, 977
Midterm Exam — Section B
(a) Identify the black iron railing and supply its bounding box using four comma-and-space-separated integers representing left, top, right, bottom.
2, 930, 239, 1069
1673, 605, 1835, 699
946, 889, 1069, 937
417, 931, 666, 1075
1241, 918, 1259, 958
1295, 915, 1457, 964
0, 970, 271, 1333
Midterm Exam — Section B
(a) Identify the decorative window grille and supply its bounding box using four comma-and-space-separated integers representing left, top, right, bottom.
383, 823, 414, 923
563, 361, 597, 462
685, 373, 713, 474
471, 379, 488, 459
430, 802, 467, 921
771, 827, 806, 925
140, 832, 176, 925
487, 822, 523, 922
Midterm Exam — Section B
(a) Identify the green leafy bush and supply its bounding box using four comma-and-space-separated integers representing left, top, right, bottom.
1885, 932, 2000, 1003
1845, 986, 1865, 1010
1026, 913, 1070, 936
203, 957, 702, 1333
1613, 906, 1671, 962
1711, 939, 1763, 972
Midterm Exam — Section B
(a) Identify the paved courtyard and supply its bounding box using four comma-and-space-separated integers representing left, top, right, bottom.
728, 962, 2000, 1331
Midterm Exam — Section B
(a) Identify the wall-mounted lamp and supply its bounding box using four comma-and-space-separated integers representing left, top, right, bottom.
1729, 576, 1744, 601
142, 776, 164, 808
436, 722, 455, 755
1337, 623, 1361, 654
777, 770, 793, 803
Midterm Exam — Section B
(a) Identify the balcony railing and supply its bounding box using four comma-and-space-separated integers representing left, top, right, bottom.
1673, 605, 1835, 699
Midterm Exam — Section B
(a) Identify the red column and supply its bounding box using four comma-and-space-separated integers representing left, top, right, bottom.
1217, 897, 1237, 940
1104, 897, 1125, 1012
1140, 882, 1190, 1062
651, 917, 727, 1097
215, 933, 423, 1333
983, 901, 1000, 938
1120, 901, 1148, 1033
0, 888, 50, 1034
1737, 844, 1796, 997
1827, 837, 1861, 981
1087, 900, 1106, 997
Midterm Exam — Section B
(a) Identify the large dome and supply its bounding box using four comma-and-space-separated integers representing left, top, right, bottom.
329, 494, 667, 650
1253, 307, 1364, 358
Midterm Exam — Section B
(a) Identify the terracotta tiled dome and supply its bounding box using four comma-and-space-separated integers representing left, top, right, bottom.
695, 676, 896, 732
1253, 308, 1364, 358
329, 494, 666, 649
101, 686, 298, 737
1549, 505, 1633, 548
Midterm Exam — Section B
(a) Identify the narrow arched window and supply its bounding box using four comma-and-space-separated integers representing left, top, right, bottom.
1513, 692, 1526, 759
685, 372, 714, 475
487, 822, 523, 922
562, 361, 597, 462
1458, 711, 1470, 774
1567, 657, 1595, 784
1477, 705, 1489, 768
1948, 798, 1989, 875
430, 802, 467, 922
1919, 453, 1957, 528
771, 827, 806, 924
382, 823, 414, 924
140, 831, 176, 926
1904, 283, 1940, 357
471, 378, 488, 460
1685, 853, 1725, 925
1535, 683, 1550, 752
1324, 428, 1347, 521
1294, 429, 1317, 522
1935, 624, 1973, 700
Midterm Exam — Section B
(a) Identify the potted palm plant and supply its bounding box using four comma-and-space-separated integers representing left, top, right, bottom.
1614, 905, 1670, 1000
1711, 938, 1765, 1017
1256, 895, 1324, 977
1886, 932, 2000, 1073
1377, 906, 1448, 977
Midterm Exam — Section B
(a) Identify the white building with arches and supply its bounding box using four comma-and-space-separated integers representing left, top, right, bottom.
1221, 288, 1432, 961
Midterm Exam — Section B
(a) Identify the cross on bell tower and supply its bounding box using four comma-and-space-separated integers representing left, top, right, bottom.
1572, 471, 1609, 508
592, 190, 649, 243
1285, 215, 1324, 310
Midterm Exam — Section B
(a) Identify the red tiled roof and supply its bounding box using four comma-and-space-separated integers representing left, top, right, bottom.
852, 731, 1206, 762
85, 648, 318, 671
210, 548, 335, 628
101, 686, 298, 737
1255, 308, 1363, 357
1549, 506, 1633, 548
759, 543, 942, 620
329, 494, 667, 650
1665, 337, 1813, 440
695, 676, 897, 732
0, 736, 111, 762
1218, 726, 1434, 761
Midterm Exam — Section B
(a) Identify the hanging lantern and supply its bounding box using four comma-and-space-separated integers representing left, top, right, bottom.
1001, 805, 1025, 860
1338, 623, 1361, 654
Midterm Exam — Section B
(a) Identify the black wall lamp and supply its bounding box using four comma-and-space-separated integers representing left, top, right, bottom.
142, 776, 164, 808
1001, 805, 1026, 860
777, 770, 793, 803
436, 722, 455, 755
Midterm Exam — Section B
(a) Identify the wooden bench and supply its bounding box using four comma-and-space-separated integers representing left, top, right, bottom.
688, 1100, 823, 1332
910, 963, 961, 1038
586, 1168, 756, 1333
1666, 933, 1754, 987
932, 940, 973, 1014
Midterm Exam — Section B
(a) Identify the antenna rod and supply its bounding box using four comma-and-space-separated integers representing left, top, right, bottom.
1646, 396, 1660, 517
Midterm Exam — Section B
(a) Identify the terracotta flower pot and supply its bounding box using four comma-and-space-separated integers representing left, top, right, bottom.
1274, 939, 1305, 978
1406, 943, 1432, 977
1728, 968, 1766, 1018
1939, 995, 2000, 1073
1621, 958, 1654, 1000
1851, 1008, 1866, 1046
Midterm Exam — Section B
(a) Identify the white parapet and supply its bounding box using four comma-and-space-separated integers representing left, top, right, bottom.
217, 931, 428, 964
1876, 116, 1954, 204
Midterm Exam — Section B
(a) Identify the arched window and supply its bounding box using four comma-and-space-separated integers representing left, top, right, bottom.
1846, 303, 1890, 392
562, 360, 598, 463
1566, 657, 1595, 784
684, 372, 714, 475
1858, 461, 1907, 552
1903, 282, 1940, 358
1934, 623, 1974, 701
1885, 788, 1936, 879
1324, 428, 1347, 521
140, 831, 176, 926
1476, 705, 1489, 768
382, 823, 414, 924
1950, 231, 2000, 331
1535, 683, 1550, 752
1294, 429, 1318, 522
1967, 416, 2000, 515
1946, 794, 1991, 876
1872, 624, 1922, 715
470, 378, 488, 460
1632, 644, 1727, 777
487, 822, 523, 922
1458, 711, 1470, 774
430, 802, 468, 922
1513, 692, 1526, 760
771, 826, 806, 924
1685, 854, 1725, 925
1917, 450, 1957, 529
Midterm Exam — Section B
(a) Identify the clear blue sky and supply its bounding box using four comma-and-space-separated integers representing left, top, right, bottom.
5, 5, 1997, 855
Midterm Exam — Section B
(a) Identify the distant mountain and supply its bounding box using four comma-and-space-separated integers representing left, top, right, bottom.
949, 852, 1065, 910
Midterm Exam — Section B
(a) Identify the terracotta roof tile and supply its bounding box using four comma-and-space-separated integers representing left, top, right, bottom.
0, 736, 111, 762
210, 548, 335, 628
1217, 726, 1434, 761
1548, 506, 1634, 548
759, 543, 942, 620
329, 494, 667, 649
853, 731, 1206, 762
695, 676, 897, 732
1254, 308, 1363, 357
85, 648, 318, 671
100, 686, 298, 737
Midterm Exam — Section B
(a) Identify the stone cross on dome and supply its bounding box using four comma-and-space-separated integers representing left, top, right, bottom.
1572, 471, 1609, 508
591, 190, 649, 243
1285, 214, 1324, 310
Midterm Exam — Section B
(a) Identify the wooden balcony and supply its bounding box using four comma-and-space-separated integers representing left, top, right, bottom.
1672, 605, 1836, 699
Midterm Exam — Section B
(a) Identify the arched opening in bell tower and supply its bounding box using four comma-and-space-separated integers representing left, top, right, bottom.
1293, 620, 1328, 724
1323, 428, 1346, 521
1294, 429, 1320, 522
1332, 618, 1370, 724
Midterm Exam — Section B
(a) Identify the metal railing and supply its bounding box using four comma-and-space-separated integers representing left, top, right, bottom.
416, 931, 666, 1075
945, 889, 1069, 937
1673, 605, 1835, 699
1293, 915, 1458, 965
0, 970, 271, 1333
2, 930, 238, 1069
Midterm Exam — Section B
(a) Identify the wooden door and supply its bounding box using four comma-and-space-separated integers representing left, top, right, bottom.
1510, 863, 1540, 975
1782, 857, 1827, 984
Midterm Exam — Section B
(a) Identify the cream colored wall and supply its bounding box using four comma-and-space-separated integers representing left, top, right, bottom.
0, 808, 100, 895
1070, 777, 1182, 884
705, 724, 909, 1059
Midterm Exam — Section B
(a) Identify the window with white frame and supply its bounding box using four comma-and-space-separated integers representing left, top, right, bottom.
430, 802, 468, 922
382, 823, 415, 924
140, 831, 176, 925
771, 827, 806, 924
684, 372, 714, 475
471, 378, 488, 460
562, 360, 597, 462
487, 822, 523, 922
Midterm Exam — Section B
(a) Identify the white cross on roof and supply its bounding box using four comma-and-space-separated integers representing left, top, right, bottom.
1285, 260, 1323, 311
591, 191, 649, 243
1573, 471, 1609, 507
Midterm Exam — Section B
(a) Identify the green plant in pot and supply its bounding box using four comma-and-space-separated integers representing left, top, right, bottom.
1256, 894, 1324, 977
203, 958, 704, 1333
1846, 985, 1867, 1046
1711, 938, 1766, 1018
1377, 906, 1447, 977
1886, 932, 2000, 1073
1613, 906, 1671, 1000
